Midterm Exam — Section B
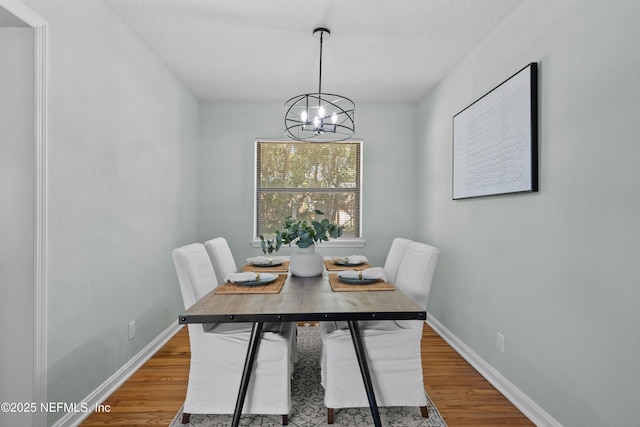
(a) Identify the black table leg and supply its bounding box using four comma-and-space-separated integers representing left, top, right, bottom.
231, 321, 263, 427
347, 320, 382, 427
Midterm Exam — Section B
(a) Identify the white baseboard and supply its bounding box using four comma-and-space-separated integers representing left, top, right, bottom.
52, 321, 183, 427
426, 314, 563, 427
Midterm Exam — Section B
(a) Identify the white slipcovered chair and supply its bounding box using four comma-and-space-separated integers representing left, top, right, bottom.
172, 243, 296, 425
204, 237, 238, 285
320, 241, 439, 423
383, 237, 412, 284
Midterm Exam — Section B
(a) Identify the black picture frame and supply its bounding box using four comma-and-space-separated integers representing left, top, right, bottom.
452, 63, 538, 200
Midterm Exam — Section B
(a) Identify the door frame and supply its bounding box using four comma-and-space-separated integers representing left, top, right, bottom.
0, 1, 47, 424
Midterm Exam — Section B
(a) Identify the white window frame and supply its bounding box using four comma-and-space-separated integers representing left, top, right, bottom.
252, 139, 365, 249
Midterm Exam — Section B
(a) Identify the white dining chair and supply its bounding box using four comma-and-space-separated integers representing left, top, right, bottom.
172, 243, 296, 425
204, 237, 238, 285
319, 241, 439, 424
383, 237, 412, 284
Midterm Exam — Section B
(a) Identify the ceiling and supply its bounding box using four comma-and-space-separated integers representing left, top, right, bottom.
102, 0, 524, 103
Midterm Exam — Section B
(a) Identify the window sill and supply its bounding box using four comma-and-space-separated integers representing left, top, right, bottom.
250, 238, 366, 249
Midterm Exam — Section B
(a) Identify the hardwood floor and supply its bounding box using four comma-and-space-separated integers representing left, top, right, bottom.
81, 323, 534, 426
421, 325, 534, 426
80, 327, 190, 425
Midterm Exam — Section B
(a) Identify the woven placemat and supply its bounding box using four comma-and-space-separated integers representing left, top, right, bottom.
324, 260, 371, 271
328, 274, 395, 292
215, 273, 287, 294
241, 260, 290, 273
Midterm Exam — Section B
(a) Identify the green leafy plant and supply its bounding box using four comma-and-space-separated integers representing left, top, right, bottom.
260, 209, 343, 253
260, 233, 283, 254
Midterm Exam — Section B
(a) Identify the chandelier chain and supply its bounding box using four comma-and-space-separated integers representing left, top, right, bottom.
318, 30, 323, 95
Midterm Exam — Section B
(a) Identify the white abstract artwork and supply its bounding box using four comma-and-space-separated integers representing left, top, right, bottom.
453, 63, 538, 199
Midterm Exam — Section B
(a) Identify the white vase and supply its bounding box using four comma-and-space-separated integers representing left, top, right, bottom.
289, 244, 324, 277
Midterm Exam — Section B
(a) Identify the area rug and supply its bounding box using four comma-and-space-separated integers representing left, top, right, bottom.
170, 325, 447, 427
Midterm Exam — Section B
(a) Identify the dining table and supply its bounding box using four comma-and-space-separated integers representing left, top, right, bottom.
178, 258, 426, 427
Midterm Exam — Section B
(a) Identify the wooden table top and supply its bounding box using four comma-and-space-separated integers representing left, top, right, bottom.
179, 272, 425, 324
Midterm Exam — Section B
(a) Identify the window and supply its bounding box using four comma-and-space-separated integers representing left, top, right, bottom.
255, 141, 362, 242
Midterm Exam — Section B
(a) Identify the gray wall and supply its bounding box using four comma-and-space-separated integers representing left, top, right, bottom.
198, 102, 419, 267
417, 0, 640, 426
19, 0, 200, 424
0, 27, 35, 426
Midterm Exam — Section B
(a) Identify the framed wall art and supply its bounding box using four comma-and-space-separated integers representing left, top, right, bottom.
452, 62, 538, 200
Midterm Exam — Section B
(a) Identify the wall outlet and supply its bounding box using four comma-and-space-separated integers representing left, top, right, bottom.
497, 332, 505, 353
128, 320, 135, 340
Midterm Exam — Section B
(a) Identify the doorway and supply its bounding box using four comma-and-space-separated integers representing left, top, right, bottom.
0, 1, 47, 426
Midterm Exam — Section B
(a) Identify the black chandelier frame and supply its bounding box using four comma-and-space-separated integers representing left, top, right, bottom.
284, 28, 356, 142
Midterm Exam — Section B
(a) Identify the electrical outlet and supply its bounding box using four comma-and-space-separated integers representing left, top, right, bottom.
128, 320, 135, 340
497, 332, 505, 353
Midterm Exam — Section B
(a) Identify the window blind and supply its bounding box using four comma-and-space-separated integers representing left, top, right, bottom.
255, 141, 361, 239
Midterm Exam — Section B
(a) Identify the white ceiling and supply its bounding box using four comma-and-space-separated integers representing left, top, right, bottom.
102, 0, 524, 103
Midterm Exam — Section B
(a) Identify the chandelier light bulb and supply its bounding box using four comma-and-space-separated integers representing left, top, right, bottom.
331, 113, 337, 124
301, 110, 308, 123
318, 105, 325, 118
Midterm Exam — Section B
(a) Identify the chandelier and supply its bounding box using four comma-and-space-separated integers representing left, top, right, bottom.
284, 28, 355, 142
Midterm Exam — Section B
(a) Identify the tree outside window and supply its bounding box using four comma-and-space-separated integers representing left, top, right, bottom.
255, 141, 361, 239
